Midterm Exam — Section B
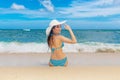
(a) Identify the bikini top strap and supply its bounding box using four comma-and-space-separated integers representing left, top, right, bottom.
51, 42, 64, 52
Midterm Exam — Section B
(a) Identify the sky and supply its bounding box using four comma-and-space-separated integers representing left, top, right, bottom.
0, 0, 120, 29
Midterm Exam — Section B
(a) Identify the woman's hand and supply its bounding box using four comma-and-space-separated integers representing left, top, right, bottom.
64, 24, 71, 30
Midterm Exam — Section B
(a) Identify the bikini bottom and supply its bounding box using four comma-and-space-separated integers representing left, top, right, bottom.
50, 57, 67, 66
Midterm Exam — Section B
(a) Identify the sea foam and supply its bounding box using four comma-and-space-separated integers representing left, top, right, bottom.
0, 42, 120, 53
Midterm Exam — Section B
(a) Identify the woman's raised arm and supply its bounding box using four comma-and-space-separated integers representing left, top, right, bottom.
59, 24, 77, 44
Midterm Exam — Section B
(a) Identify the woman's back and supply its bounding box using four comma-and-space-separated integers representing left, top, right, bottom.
50, 35, 66, 59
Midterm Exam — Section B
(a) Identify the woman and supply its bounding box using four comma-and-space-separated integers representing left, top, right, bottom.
46, 19, 77, 67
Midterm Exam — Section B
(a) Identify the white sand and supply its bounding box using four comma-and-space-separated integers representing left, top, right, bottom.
0, 66, 120, 80
0, 53, 120, 80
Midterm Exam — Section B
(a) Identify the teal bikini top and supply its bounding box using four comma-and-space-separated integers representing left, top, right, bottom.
51, 42, 64, 53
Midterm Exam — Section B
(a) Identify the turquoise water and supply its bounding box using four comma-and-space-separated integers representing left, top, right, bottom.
0, 29, 120, 53
0, 29, 120, 43
0, 29, 45, 43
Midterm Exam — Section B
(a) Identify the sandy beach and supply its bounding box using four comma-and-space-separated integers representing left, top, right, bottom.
0, 53, 120, 80
0, 66, 120, 80
0, 52, 120, 66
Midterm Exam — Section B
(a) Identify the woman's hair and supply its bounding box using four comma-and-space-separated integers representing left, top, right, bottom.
47, 26, 56, 48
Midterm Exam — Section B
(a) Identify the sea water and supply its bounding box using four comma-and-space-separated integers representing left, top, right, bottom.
0, 29, 120, 53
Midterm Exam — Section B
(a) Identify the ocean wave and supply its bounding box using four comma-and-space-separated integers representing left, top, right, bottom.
0, 42, 120, 53
0, 42, 49, 53
74, 42, 120, 53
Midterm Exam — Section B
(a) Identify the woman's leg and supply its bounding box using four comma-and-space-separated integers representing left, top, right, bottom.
64, 60, 68, 67
49, 62, 54, 67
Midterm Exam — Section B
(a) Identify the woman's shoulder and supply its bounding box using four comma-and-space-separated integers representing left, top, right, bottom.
56, 35, 64, 38
53, 35, 64, 42
53, 35, 61, 41
57, 35, 67, 40
55, 35, 64, 40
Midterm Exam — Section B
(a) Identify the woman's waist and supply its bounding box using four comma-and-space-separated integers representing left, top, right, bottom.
50, 52, 66, 60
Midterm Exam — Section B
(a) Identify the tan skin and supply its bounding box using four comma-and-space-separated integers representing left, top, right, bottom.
49, 24, 77, 67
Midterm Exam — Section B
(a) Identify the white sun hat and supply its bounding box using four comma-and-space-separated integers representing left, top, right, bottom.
46, 19, 67, 36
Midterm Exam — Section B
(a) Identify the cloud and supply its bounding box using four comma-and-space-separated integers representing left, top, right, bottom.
0, 8, 52, 18
1, 0, 120, 19
39, 0, 54, 12
93, 0, 120, 6
0, 19, 50, 29
89, 0, 114, 6
11, 3, 26, 10
58, 0, 120, 18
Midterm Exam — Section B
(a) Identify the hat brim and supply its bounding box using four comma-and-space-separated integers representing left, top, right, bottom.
46, 20, 67, 36
51, 20, 67, 26
59, 20, 67, 25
